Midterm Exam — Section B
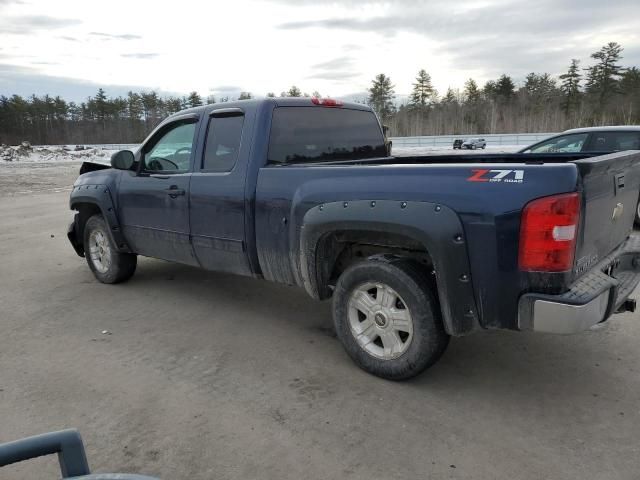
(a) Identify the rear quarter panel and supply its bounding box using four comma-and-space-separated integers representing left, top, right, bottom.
255, 162, 579, 332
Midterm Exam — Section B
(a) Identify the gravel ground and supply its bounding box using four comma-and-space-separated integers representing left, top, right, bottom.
0, 161, 80, 196
1, 161, 640, 480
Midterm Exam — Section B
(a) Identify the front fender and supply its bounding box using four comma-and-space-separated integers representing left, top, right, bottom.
299, 200, 481, 335
69, 184, 131, 253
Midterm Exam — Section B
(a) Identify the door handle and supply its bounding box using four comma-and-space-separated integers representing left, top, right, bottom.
165, 186, 185, 198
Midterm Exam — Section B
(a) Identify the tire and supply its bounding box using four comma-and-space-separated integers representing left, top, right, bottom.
471, 144, 476, 150
332, 256, 450, 380
635, 201, 640, 228
83, 214, 137, 284
481, 145, 486, 149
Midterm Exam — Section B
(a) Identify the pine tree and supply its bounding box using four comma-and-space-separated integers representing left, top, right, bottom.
266, 92, 276, 98
368, 73, 395, 119
495, 74, 515, 100
187, 91, 203, 107
586, 42, 624, 108
409, 69, 435, 108
287, 86, 302, 97
164, 97, 182, 115
621, 67, 640, 95
441, 88, 457, 104
238, 92, 253, 100
464, 78, 481, 102
483, 80, 497, 99
559, 59, 582, 114
94, 88, 108, 120
140, 91, 160, 125
620, 66, 640, 122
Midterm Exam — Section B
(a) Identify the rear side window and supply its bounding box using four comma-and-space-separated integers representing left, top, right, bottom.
202, 114, 244, 172
268, 107, 386, 164
583, 131, 640, 151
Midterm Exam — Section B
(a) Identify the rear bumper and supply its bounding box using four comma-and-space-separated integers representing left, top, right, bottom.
518, 234, 640, 334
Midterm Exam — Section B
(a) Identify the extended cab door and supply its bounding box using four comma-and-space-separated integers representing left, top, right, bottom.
189, 107, 254, 275
117, 115, 199, 265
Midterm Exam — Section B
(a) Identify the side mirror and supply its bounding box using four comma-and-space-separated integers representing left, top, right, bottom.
111, 150, 135, 170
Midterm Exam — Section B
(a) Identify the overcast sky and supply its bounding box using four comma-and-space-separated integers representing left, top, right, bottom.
1, 0, 639, 102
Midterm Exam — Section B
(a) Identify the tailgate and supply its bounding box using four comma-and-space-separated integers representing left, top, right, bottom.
573, 151, 640, 278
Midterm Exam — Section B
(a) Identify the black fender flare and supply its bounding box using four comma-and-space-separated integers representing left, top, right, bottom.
69, 184, 131, 254
298, 200, 481, 335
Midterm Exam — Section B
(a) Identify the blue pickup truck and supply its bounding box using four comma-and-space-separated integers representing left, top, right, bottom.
68, 97, 640, 380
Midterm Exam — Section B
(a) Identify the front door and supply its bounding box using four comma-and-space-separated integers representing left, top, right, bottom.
118, 116, 199, 265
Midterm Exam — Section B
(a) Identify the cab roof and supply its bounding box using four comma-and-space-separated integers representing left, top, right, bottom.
170, 97, 373, 119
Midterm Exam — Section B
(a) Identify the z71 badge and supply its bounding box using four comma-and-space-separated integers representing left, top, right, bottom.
467, 169, 524, 183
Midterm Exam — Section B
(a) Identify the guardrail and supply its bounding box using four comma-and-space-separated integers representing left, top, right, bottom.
31, 144, 140, 150
390, 133, 556, 148
31, 133, 556, 152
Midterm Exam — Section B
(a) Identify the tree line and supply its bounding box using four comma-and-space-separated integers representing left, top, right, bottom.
0, 42, 638, 145
0, 86, 317, 145
372, 42, 640, 136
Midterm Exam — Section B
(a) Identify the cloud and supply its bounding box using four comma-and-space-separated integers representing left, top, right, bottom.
121, 53, 159, 59
89, 32, 141, 40
277, 0, 640, 79
1, 14, 81, 34
0, 63, 180, 102
209, 85, 243, 93
311, 56, 354, 70
307, 70, 360, 81
58, 35, 79, 42
307, 56, 359, 81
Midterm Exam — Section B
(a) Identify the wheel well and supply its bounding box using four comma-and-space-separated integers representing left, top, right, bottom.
73, 202, 102, 241
314, 230, 434, 300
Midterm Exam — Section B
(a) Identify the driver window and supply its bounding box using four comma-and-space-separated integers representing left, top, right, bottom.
527, 133, 588, 153
143, 121, 197, 172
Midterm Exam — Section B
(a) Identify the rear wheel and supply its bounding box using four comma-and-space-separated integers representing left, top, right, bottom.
332, 257, 449, 380
83, 214, 137, 284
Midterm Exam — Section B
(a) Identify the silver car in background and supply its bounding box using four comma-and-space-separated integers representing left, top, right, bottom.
461, 138, 486, 149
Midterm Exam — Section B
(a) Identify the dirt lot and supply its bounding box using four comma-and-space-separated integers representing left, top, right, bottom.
1, 163, 640, 479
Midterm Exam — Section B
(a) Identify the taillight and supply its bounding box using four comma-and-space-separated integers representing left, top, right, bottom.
311, 97, 343, 107
519, 192, 581, 272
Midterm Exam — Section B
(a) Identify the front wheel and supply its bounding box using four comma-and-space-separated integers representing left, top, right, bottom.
83, 214, 137, 284
332, 257, 449, 380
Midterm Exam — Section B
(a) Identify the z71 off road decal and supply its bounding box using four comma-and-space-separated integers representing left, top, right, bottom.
467, 169, 524, 183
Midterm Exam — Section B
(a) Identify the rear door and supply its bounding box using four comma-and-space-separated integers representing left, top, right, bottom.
118, 115, 199, 265
189, 107, 254, 275
573, 151, 640, 277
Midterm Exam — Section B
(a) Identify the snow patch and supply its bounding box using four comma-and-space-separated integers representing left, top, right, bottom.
1, 143, 116, 164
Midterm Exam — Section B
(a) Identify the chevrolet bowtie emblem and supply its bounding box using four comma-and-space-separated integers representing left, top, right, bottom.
612, 202, 624, 221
